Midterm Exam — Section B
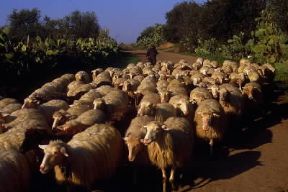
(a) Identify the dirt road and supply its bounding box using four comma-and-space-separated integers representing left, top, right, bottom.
130, 50, 288, 192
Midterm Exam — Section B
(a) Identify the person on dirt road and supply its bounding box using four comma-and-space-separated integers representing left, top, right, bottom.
146, 45, 158, 65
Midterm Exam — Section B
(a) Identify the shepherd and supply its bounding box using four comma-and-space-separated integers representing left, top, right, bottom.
146, 45, 158, 65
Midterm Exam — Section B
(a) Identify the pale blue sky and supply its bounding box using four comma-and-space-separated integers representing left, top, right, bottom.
0, 0, 205, 43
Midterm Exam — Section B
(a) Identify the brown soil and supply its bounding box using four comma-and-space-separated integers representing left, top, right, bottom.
128, 50, 288, 192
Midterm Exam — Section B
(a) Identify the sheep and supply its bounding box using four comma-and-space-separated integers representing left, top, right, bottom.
95, 85, 116, 96
137, 92, 160, 116
0, 149, 31, 192
194, 99, 226, 155
141, 119, 193, 191
52, 102, 92, 129
67, 83, 92, 98
190, 71, 205, 86
155, 103, 177, 123
167, 79, 188, 97
218, 83, 244, 123
211, 71, 228, 85
91, 68, 104, 80
222, 60, 239, 74
169, 94, 194, 118
199, 66, 214, 76
124, 115, 154, 162
55, 109, 107, 136
241, 82, 264, 115
39, 124, 123, 190
136, 75, 158, 95
22, 74, 74, 108
76, 89, 102, 104
260, 63, 275, 82
93, 89, 129, 122
0, 100, 21, 114
190, 87, 213, 106
75, 71, 91, 83
0, 109, 50, 151
0, 98, 19, 109
229, 72, 247, 90
91, 71, 112, 88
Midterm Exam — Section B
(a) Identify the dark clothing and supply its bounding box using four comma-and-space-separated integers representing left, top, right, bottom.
146, 47, 158, 64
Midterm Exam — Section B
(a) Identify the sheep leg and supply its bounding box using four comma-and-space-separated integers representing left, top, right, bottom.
162, 168, 167, 192
169, 168, 176, 190
209, 139, 214, 156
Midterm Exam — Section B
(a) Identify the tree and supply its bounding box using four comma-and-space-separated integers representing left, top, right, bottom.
8, 8, 42, 41
63, 11, 100, 39
136, 24, 166, 48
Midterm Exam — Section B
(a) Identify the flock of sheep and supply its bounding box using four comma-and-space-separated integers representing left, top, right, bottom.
0, 57, 275, 192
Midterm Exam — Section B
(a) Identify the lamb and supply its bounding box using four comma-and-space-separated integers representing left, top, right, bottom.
194, 99, 226, 155
190, 87, 213, 105
39, 124, 123, 190
55, 109, 107, 136
93, 89, 129, 122
124, 115, 154, 162
141, 119, 193, 191
137, 92, 160, 116
0, 149, 31, 192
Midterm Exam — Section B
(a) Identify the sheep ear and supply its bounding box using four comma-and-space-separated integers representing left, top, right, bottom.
143, 125, 147, 129
60, 147, 69, 157
123, 137, 128, 141
212, 113, 220, 118
39, 145, 47, 150
140, 139, 145, 143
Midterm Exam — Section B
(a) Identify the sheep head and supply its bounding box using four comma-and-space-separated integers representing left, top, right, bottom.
39, 140, 69, 174
141, 121, 166, 145
124, 135, 143, 162
22, 97, 40, 109
159, 90, 170, 103
52, 110, 71, 129
93, 98, 106, 110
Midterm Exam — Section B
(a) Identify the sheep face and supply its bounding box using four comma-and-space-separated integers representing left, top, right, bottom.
52, 111, 68, 129
159, 90, 170, 103
93, 98, 105, 110
142, 122, 164, 145
124, 135, 143, 162
22, 97, 40, 109
39, 141, 68, 174
208, 85, 219, 99
173, 99, 190, 116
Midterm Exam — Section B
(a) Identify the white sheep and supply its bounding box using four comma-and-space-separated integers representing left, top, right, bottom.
39, 124, 123, 190
194, 99, 227, 155
141, 119, 193, 191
